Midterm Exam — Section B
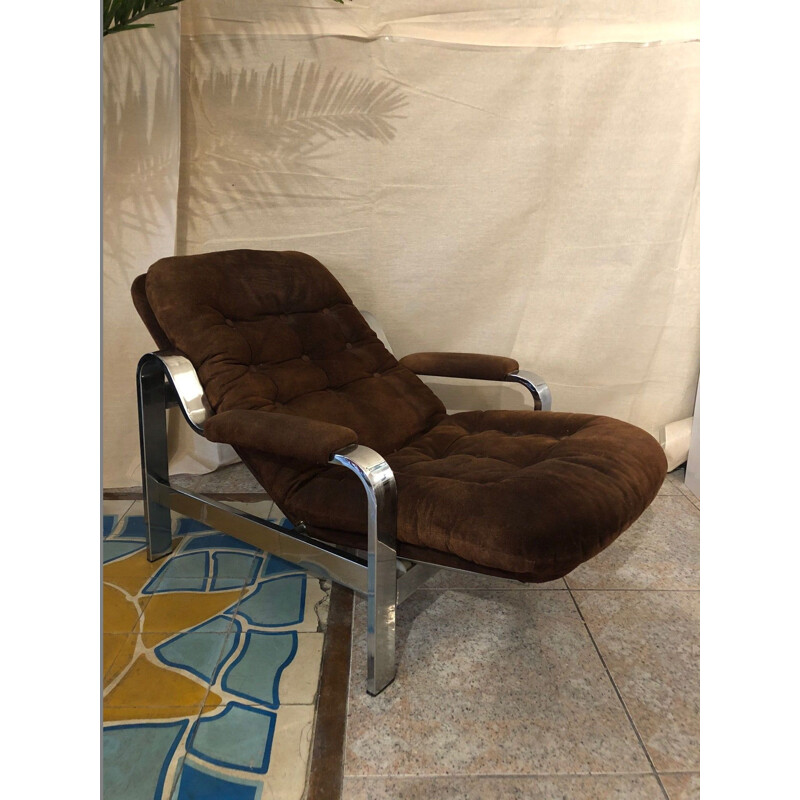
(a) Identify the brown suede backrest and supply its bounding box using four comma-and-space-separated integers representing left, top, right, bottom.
141, 249, 446, 455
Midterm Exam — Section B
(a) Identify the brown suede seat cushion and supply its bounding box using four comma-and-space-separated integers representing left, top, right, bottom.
268, 409, 666, 582
138, 249, 667, 583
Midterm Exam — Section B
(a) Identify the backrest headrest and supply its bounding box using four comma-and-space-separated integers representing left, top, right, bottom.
137, 249, 445, 454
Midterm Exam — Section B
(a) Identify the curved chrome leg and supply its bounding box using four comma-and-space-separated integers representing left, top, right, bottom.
136, 354, 174, 561
505, 369, 552, 411
330, 445, 398, 695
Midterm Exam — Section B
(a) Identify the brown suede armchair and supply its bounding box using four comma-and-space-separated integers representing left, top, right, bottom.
132, 249, 667, 694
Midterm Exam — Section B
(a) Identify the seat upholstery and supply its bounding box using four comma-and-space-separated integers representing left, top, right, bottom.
137, 249, 667, 582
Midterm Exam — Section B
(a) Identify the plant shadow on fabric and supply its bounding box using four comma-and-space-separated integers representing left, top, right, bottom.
177, 59, 409, 241
104, 67, 180, 273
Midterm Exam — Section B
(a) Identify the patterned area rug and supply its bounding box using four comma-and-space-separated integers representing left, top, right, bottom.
103, 499, 330, 799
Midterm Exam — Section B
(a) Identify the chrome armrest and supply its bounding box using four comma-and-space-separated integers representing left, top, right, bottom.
504, 369, 552, 411
329, 443, 397, 695
138, 350, 212, 434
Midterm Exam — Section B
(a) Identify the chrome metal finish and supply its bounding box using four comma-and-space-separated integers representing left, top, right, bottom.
396, 563, 440, 603
137, 354, 176, 560
505, 369, 552, 411
149, 479, 369, 593
152, 350, 211, 433
330, 444, 398, 695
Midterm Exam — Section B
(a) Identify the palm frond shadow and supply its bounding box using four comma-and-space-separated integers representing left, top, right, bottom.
193, 59, 408, 164
177, 60, 409, 242
264, 60, 408, 152
104, 67, 180, 272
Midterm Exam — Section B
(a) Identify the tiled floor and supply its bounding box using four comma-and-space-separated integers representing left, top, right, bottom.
103, 466, 699, 799
341, 468, 700, 799
102, 499, 329, 800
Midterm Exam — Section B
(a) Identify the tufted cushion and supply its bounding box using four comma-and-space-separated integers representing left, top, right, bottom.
137, 249, 667, 583
145, 249, 446, 456
273, 410, 666, 581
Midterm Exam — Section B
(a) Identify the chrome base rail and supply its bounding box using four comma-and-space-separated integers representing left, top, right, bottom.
148, 478, 370, 594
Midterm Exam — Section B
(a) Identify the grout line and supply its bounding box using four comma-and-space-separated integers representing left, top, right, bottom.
342, 771, 665, 779
566, 585, 670, 800
562, 587, 699, 592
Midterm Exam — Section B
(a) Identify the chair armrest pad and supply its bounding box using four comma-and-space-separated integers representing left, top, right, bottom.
204, 410, 358, 466
399, 352, 519, 381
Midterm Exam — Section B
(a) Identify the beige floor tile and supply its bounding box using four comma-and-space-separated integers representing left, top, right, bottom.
572, 591, 699, 772
675, 483, 699, 509
258, 704, 316, 800
277, 632, 325, 705
345, 590, 649, 777
420, 569, 566, 591
124, 500, 146, 517
666, 467, 685, 485
658, 469, 684, 496
565, 496, 699, 590
103, 500, 135, 534
342, 774, 665, 799
660, 772, 700, 799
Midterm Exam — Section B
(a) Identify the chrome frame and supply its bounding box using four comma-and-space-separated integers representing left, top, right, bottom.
505, 369, 552, 411
135, 324, 551, 695
330, 444, 398, 694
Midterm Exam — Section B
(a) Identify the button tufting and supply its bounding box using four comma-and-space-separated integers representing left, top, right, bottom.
225, 319, 234, 327
301, 354, 311, 362
373, 372, 381, 378
345, 342, 353, 350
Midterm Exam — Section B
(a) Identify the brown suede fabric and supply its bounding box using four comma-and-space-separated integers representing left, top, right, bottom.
134, 249, 667, 582
131, 273, 172, 351
205, 409, 357, 467
281, 410, 666, 581
400, 351, 519, 381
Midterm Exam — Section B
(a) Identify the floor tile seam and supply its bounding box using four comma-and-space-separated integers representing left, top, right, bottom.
342, 770, 664, 779
674, 481, 699, 500
565, 585, 670, 800
413, 586, 569, 591
391, 587, 569, 595
104, 703, 209, 710
669, 490, 700, 511
196, 699, 316, 711
657, 770, 700, 775
565, 587, 700, 593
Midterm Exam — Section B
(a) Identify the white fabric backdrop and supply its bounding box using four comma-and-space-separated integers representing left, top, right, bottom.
102, 1, 699, 487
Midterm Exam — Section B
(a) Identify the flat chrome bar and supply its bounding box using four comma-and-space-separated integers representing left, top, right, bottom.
396, 563, 440, 604
330, 444, 398, 695
150, 350, 211, 434
505, 369, 552, 411
149, 479, 369, 594
137, 354, 175, 560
